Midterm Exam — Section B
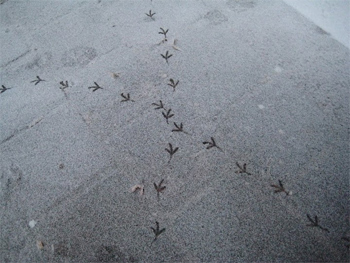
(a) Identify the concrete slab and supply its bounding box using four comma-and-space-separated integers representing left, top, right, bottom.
1, 0, 349, 262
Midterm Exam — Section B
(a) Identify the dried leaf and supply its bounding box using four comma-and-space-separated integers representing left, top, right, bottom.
131, 184, 144, 195
37, 240, 44, 250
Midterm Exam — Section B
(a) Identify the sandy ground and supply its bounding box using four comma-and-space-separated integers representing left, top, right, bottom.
0, 0, 349, 262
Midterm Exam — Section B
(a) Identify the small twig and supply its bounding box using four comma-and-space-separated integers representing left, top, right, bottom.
88, 82, 103, 92
167, 78, 179, 92
235, 162, 251, 175
162, 108, 174, 124
0, 85, 11, 94
165, 143, 178, 163
270, 180, 291, 196
120, 93, 135, 102
145, 10, 156, 20
30, 76, 45, 85
154, 179, 166, 200
306, 214, 330, 233
152, 100, 166, 110
161, 50, 173, 64
150, 221, 165, 244
203, 137, 223, 152
172, 122, 190, 135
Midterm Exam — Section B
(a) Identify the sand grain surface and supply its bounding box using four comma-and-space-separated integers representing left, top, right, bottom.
0, 0, 349, 262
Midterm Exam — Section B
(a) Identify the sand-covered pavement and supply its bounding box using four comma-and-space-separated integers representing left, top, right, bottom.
1, 0, 349, 262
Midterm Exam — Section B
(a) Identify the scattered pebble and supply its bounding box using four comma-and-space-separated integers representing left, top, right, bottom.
29, 220, 37, 228
258, 104, 265, 109
274, 65, 283, 73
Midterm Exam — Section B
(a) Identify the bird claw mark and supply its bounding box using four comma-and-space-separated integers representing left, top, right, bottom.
306, 214, 330, 233
1, 85, 11, 94
121, 93, 135, 102
165, 143, 178, 163
59, 81, 69, 90
31, 76, 45, 85
154, 179, 166, 200
203, 137, 223, 152
270, 180, 291, 195
152, 100, 167, 110
150, 221, 165, 244
167, 78, 179, 92
161, 51, 173, 64
162, 109, 174, 124
146, 10, 156, 20
88, 82, 103, 92
172, 122, 190, 135
235, 162, 251, 175
158, 27, 169, 39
